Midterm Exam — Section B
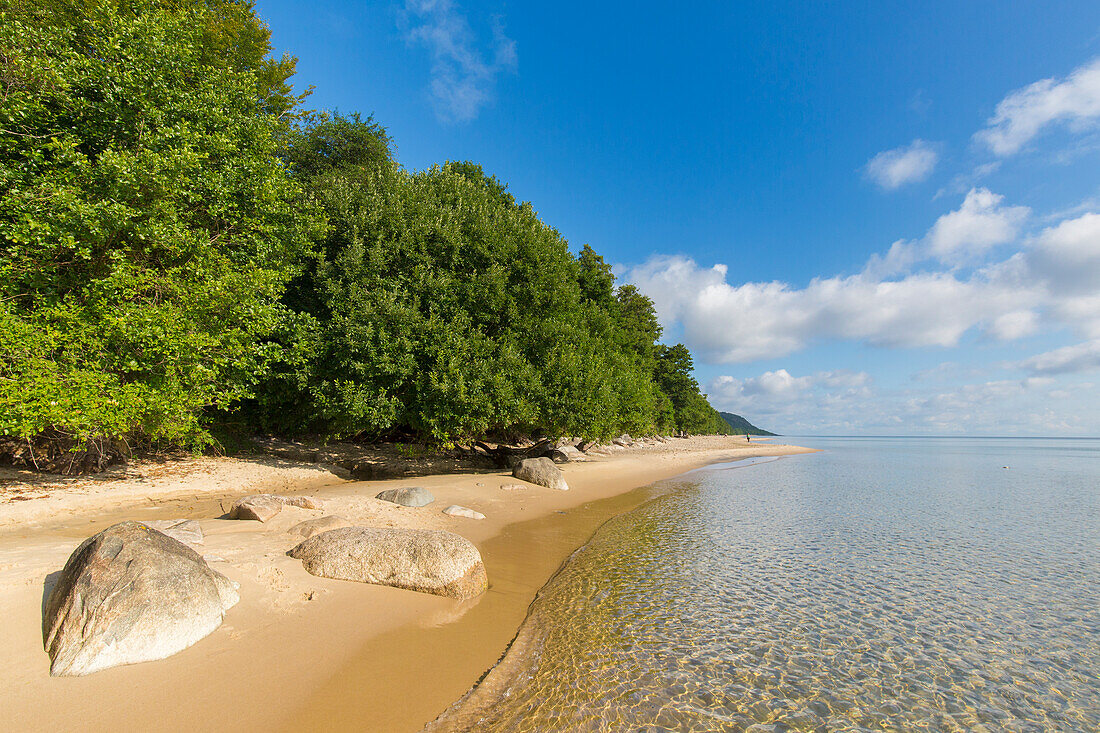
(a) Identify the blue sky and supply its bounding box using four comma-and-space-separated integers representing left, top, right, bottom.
257, 0, 1100, 435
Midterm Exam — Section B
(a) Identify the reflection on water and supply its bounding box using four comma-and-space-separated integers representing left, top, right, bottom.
435, 438, 1100, 732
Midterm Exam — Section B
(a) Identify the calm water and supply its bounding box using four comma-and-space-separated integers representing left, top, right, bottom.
442, 438, 1100, 732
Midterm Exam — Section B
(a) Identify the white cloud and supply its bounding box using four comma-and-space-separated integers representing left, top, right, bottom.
862, 188, 1028, 277
708, 370, 874, 432
925, 188, 1029, 262
1018, 340, 1100, 375
988, 310, 1039, 340
709, 367, 1094, 435
976, 58, 1100, 156
1022, 212, 1100, 337
403, 1, 517, 122
628, 189, 1100, 366
632, 256, 1033, 362
864, 139, 939, 189
630, 192, 1039, 364
1026, 212, 1100, 293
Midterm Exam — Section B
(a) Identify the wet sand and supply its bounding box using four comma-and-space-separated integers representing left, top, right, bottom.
0, 437, 814, 732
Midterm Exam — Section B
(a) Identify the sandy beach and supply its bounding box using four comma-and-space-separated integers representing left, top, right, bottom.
0, 437, 815, 732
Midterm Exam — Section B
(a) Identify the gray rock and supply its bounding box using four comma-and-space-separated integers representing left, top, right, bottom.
287, 515, 353, 540
228, 493, 325, 522
43, 521, 238, 677
548, 445, 586, 463
513, 457, 569, 491
375, 486, 435, 507
139, 519, 203, 546
288, 527, 487, 600
283, 495, 325, 510
228, 494, 284, 522
442, 505, 485, 520
612, 433, 633, 447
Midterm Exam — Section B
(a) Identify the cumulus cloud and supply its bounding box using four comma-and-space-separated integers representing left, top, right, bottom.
403, 1, 517, 122
864, 139, 939, 189
707, 370, 875, 432
976, 58, 1100, 156
925, 188, 1029, 262
708, 367, 1092, 435
1018, 340, 1100, 375
1026, 212, 1100, 293
629, 190, 1046, 363
1022, 212, 1100, 337
862, 188, 1028, 277
711, 369, 870, 403
626, 185, 1100, 366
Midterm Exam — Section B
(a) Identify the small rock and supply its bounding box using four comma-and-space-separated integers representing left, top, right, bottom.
140, 519, 203, 546
284, 495, 325, 510
499, 483, 526, 491
288, 515, 353, 540
548, 445, 587, 463
513, 457, 569, 491
228, 494, 324, 521
43, 522, 238, 676
375, 486, 435, 507
443, 505, 485, 520
288, 527, 487, 599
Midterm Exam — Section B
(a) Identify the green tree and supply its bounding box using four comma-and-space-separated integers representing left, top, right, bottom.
0, 0, 314, 469
653, 344, 729, 434
577, 244, 615, 309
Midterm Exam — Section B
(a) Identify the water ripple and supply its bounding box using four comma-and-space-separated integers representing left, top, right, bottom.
433, 439, 1100, 732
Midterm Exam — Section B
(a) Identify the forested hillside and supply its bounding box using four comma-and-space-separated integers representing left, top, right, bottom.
718, 413, 777, 436
0, 0, 728, 472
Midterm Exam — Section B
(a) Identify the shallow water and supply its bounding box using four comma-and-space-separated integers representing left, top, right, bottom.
441, 437, 1100, 732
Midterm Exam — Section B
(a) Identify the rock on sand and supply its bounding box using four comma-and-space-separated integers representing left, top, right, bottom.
288, 527, 487, 599
548, 445, 587, 463
139, 519, 203, 546
43, 521, 239, 677
375, 486, 435, 507
512, 457, 569, 491
287, 515, 353, 540
443, 505, 485, 520
228, 493, 325, 522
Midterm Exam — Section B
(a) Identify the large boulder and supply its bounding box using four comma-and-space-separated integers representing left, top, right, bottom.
228, 494, 324, 522
513, 457, 568, 491
288, 527, 487, 600
43, 522, 239, 677
139, 519, 203, 547
287, 515, 353, 540
375, 486, 435, 507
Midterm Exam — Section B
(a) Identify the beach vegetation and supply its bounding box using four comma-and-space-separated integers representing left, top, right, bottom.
0, 0, 727, 471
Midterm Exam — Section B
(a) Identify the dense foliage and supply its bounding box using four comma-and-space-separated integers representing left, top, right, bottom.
1, 1, 728, 470
0, 0, 314, 466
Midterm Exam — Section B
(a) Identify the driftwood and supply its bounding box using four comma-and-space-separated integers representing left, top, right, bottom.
458, 438, 553, 468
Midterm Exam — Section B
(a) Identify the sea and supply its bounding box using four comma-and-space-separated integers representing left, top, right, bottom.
437, 437, 1100, 732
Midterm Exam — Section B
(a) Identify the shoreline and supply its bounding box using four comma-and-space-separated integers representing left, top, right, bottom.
0, 437, 816, 732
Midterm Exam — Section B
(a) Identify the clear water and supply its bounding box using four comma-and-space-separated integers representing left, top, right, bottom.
440, 438, 1100, 732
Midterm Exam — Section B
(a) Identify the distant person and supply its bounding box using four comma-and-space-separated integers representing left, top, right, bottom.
746, 434, 750, 442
